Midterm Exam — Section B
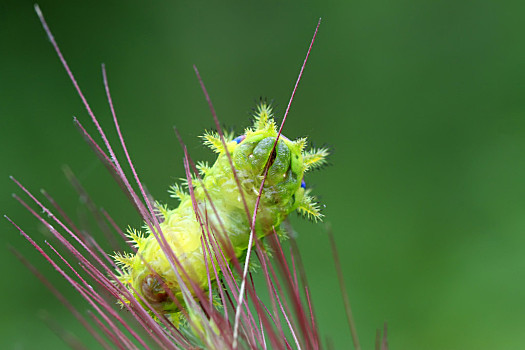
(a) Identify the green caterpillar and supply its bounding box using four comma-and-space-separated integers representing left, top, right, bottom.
114, 103, 328, 317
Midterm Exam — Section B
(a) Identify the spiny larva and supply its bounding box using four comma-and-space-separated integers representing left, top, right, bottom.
114, 103, 328, 319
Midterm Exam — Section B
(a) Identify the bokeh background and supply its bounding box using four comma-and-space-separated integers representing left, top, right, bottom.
2, 1, 525, 349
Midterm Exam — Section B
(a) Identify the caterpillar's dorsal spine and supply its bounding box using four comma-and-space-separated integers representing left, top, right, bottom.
304, 147, 330, 171
201, 131, 228, 154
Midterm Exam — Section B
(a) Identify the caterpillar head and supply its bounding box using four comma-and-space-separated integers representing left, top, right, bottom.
203, 103, 328, 222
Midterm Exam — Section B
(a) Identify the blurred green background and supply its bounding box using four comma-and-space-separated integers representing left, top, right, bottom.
2, 0, 525, 349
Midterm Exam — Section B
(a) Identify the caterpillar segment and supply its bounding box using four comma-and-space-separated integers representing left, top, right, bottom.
113, 103, 328, 317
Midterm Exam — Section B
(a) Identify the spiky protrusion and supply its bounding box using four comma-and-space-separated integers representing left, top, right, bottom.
126, 227, 146, 250
168, 183, 189, 202
304, 147, 330, 172
297, 189, 323, 222
253, 103, 276, 131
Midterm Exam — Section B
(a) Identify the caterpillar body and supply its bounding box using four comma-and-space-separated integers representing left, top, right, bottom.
114, 103, 328, 317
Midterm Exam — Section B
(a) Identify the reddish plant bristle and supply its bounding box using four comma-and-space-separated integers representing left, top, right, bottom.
328, 229, 361, 350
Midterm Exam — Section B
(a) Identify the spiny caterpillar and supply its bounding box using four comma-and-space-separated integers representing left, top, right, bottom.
114, 103, 328, 317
